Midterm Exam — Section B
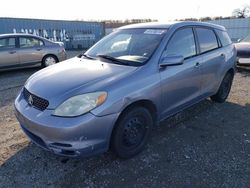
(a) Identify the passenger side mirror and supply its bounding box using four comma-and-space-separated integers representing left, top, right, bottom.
159, 55, 184, 67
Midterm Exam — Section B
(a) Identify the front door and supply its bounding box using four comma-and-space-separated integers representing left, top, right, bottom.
0, 37, 19, 68
159, 27, 202, 119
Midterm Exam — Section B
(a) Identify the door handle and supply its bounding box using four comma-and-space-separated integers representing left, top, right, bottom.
36, 48, 42, 51
221, 53, 225, 58
8, 51, 16, 54
195, 62, 200, 68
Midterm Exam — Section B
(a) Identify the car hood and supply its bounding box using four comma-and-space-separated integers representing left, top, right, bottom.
235, 42, 250, 51
25, 57, 138, 108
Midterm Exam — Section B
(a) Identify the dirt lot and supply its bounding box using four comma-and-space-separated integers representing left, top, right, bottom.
0, 60, 250, 187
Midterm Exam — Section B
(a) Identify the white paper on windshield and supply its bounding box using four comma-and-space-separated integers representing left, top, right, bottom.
144, 29, 166, 35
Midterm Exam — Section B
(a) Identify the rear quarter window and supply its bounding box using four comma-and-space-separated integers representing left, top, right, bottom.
216, 30, 232, 46
196, 28, 219, 53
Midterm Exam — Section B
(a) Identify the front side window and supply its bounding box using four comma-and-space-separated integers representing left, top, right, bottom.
163, 28, 196, 59
196, 28, 219, 53
85, 28, 167, 64
0, 37, 15, 49
19, 37, 44, 48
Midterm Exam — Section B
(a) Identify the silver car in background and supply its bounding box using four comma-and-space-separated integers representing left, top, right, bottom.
0, 33, 67, 70
235, 34, 250, 65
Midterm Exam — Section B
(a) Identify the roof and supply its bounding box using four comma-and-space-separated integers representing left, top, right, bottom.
0, 33, 54, 43
0, 33, 40, 37
118, 21, 226, 31
0, 33, 51, 41
0, 17, 103, 24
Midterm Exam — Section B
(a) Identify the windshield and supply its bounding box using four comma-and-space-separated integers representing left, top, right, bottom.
85, 28, 167, 65
242, 35, 250, 43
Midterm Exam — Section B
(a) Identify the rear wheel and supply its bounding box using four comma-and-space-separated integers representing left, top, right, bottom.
42, 55, 58, 67
111, 107, 153, 159
210, 72, 234, 103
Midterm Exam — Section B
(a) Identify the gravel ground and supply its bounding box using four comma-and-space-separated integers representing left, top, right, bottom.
0, 61, 250, 187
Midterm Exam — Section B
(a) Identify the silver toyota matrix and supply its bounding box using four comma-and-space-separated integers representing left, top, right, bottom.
15, 22, 236, 159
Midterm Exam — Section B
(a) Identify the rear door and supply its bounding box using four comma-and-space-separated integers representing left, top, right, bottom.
0, 37, 19, 68
194, 27, 225, 96
17, 36, 44, 65
159, 27, 203, 118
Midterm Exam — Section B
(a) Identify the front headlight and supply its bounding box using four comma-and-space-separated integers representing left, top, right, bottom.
53, 92, 107, 117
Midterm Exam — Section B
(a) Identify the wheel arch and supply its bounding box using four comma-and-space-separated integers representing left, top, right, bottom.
109, 99, 157, 143
226, 67, 235, 77
109, 99, 158, 151
42, 54, 59, 66
215, 67, 235, 92
118, 99, 158, 124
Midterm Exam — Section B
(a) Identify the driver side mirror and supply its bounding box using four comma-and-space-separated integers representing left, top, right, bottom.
159, 55, 184, 67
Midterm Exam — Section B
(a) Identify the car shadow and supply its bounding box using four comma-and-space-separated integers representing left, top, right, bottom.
237, 65, 250, 77
0, 66, 40, 76
1, 99, 250, 187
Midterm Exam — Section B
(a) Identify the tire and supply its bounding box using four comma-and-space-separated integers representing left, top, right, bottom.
210, 72, 234, 103
111, 107, 153, 159
42, 55, 58, 67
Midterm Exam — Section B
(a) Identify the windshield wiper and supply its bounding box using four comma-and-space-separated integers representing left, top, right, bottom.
97, 54, 129, 65
78, 53, 96, 60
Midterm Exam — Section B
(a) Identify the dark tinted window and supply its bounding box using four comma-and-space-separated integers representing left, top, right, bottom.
19, 37, 44, 48
196, 28, 218, 53
164, 28, 196, 59
0, 37, 15, 49
216, 30, 232, 46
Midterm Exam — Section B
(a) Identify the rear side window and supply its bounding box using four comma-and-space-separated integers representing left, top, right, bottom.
164, 28, 196, 59
19, 37, 44, 48
196, 28, 218, 53
216, 30, 232, 46
0, 37, 15, 49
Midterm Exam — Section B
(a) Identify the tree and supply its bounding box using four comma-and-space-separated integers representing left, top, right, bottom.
200, 17, 212, 21
232, 5, 250, 18
178, 18, 198, 21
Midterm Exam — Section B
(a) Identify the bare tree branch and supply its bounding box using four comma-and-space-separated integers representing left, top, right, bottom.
232, 5, 250, 18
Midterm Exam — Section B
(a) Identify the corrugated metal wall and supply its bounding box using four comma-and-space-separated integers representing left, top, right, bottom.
0, 17, 105, 50
208, 18, 250, 42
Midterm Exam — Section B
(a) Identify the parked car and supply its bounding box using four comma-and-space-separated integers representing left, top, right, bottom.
235, 34, 250, 65
15, 22, 236, 159
0, 33, 67, 70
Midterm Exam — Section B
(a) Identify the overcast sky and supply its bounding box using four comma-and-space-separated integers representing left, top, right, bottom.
1, 0, 249, 21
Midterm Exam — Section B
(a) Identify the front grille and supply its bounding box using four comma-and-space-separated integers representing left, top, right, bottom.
23, 88, 49, 111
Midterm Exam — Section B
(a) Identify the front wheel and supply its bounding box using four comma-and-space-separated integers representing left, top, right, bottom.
111, 107, 153, 159
210, 72, 234, 103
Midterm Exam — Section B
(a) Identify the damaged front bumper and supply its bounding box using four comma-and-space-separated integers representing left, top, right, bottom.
14, 91, 119, 158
